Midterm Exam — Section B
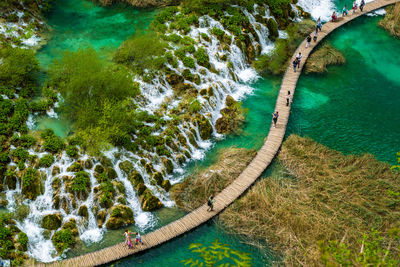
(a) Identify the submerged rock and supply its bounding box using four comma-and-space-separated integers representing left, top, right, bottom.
105, 204, 135, 230
42, 213, 62, 230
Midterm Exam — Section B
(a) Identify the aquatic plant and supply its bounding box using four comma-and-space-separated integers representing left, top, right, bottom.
305, 42, 346, 73
182, 239, 252, 267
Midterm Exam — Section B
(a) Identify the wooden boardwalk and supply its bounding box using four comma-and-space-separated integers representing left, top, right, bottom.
36, 0, 399, 266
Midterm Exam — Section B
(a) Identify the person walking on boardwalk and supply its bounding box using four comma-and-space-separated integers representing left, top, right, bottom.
293, 58, 299, 72
207, 195, 215, 211
360, 0, 365, 12
272, 111, 279, 128
343, 4, 348, 16
306, 35, 312, 48
124, 230, 132, 248
135, 232, 143, 245
352, 1, 358, 14
316, 17, 322, 32
286, 91, 291, 106
296, 52, 302, 69
313, 31, 318, 42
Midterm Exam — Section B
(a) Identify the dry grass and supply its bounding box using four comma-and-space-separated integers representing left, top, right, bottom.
379, 3, 400, 38
170, 147, 256, 212
305, 42, 345, 73
219, 135, 400, 266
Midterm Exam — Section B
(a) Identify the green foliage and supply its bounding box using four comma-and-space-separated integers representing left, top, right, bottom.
10, 134, 36, 148
17, 232, 29, 248
182, 239, 252, 266
253, 38, 290, 75
211, 27, 225, 39
182, 56, 196, 68
38, 154, 55, 168
71, 171, 90, 193
21, 167, 38, 187
66, 145, 79, 158
188, 99, 202, 113
12, 147, 29, 163
320, 229, 400, 266
41, 129, 65, 153
49, 48, 138, 152
194, 47, 210, 68
0, 47, 39, 90
30, 99, 51, 113
114, 32, 167, 73
52, 229, 76, 253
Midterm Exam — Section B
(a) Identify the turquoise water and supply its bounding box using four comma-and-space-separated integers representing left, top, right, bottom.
287, 16, 400, 164
37, 0, 155, 68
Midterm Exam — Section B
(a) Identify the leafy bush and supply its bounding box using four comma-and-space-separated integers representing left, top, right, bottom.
113, 33, 167, 73
194, 47, 210, 68
52, 229, 76, 253
38, 154, 55, 168
41, 129, 65, 153
71, 171, 90, 192
182, 57, 196, 68
66, 145, 78, 158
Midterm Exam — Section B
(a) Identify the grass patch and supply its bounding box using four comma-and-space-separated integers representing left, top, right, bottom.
379, 3, 400, 38
219, 135, 400, 266
305, 42, 345, 73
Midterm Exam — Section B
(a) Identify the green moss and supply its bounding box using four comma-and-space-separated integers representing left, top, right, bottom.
67, 162, 83, 172
52, 229, 76, 253
267, 18, 279, 41
66, 145, 79, 158
105, 204, 135, 229
21, 168, 43, 200
38, 154, 55, 168
71, 171, 90, 193
140, 189, 163, 211
42, 213, 62, 230
41, 129, 65, 154
10, 134, 36, 148
194, 47, 210, 68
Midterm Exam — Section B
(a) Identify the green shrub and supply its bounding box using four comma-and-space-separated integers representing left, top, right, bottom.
30, 99, 50, 113
71, 171, 90, 193
182, 57, 196, 68
12, 147, 29, 163
165, 33, 182, 43
66, 145, 78, 158
211, 27, 225, 40
52, 229, 76, 253
41, 129, 64, 153
194, 47, 210, 68
10, 134, 36, 148
38, 154, 55, 168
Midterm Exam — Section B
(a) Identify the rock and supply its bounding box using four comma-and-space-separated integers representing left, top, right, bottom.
176, 154, 186, 165
62, 218, 79, 237
113, 181, 126, 194
140, 189, 163, 211
196, 115, 213, 140
117, 196, 127, 205
52, 166, 60, 176
161, 180, 171, 192
128, 170, 144, 187
42, 213, 62, 230
105, 204, 135, 230
145, 162, 154, 174
100, 156, 113, 167
0, 194, 8, 207
166, 73, 184, 85
78, 205, 89, 220
84, 159, 93, 169
119, 160, 133, 175
152, 172, 164, 186
107, 167, 117, 179
61, 197, 71, 214
267, 18, 279, 41
136, 183, 146, 195
21, 168, 44, 201
199, 89, 207, 96
53, 195, 60, 209
97, 209, 107, 228
162, 158, 174, 174
94, 164, 104, 174
67, 162, 83, 172
207, 86, 214, 96
4, 170, 17, 190
52, 178, 61, 191
52, 228, 76, 253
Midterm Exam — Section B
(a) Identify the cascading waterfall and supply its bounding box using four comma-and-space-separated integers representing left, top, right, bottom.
11, 3, 301, 262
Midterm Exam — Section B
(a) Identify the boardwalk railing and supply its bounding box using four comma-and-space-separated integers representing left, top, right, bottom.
36, 0, 399, 266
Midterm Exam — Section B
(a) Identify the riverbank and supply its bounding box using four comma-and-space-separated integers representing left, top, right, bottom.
379, 3, 400, 37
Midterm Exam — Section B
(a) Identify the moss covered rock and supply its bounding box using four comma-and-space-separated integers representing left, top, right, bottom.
215, 96, 246, 134
161, 180, 171, 192
136, 183, 146, 195
78, 205, 88, 220
105, 204, 135, 230
119, 160, 133, 175
267, 18, 279, 41
152, 171, 164, 186
42, 213, 62, 230
140, 189, 163, 211
196, 115, 213, 140
52, 228, 76, 253
128, 169, 144, 187
21, 167, 44, 200
97, 209, 107, 228
162, 157, 174, 174
62, 218, 79, 237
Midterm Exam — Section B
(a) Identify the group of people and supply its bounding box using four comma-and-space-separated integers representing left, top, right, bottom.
332, 0, 366, 21
124, 230, 143, 249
